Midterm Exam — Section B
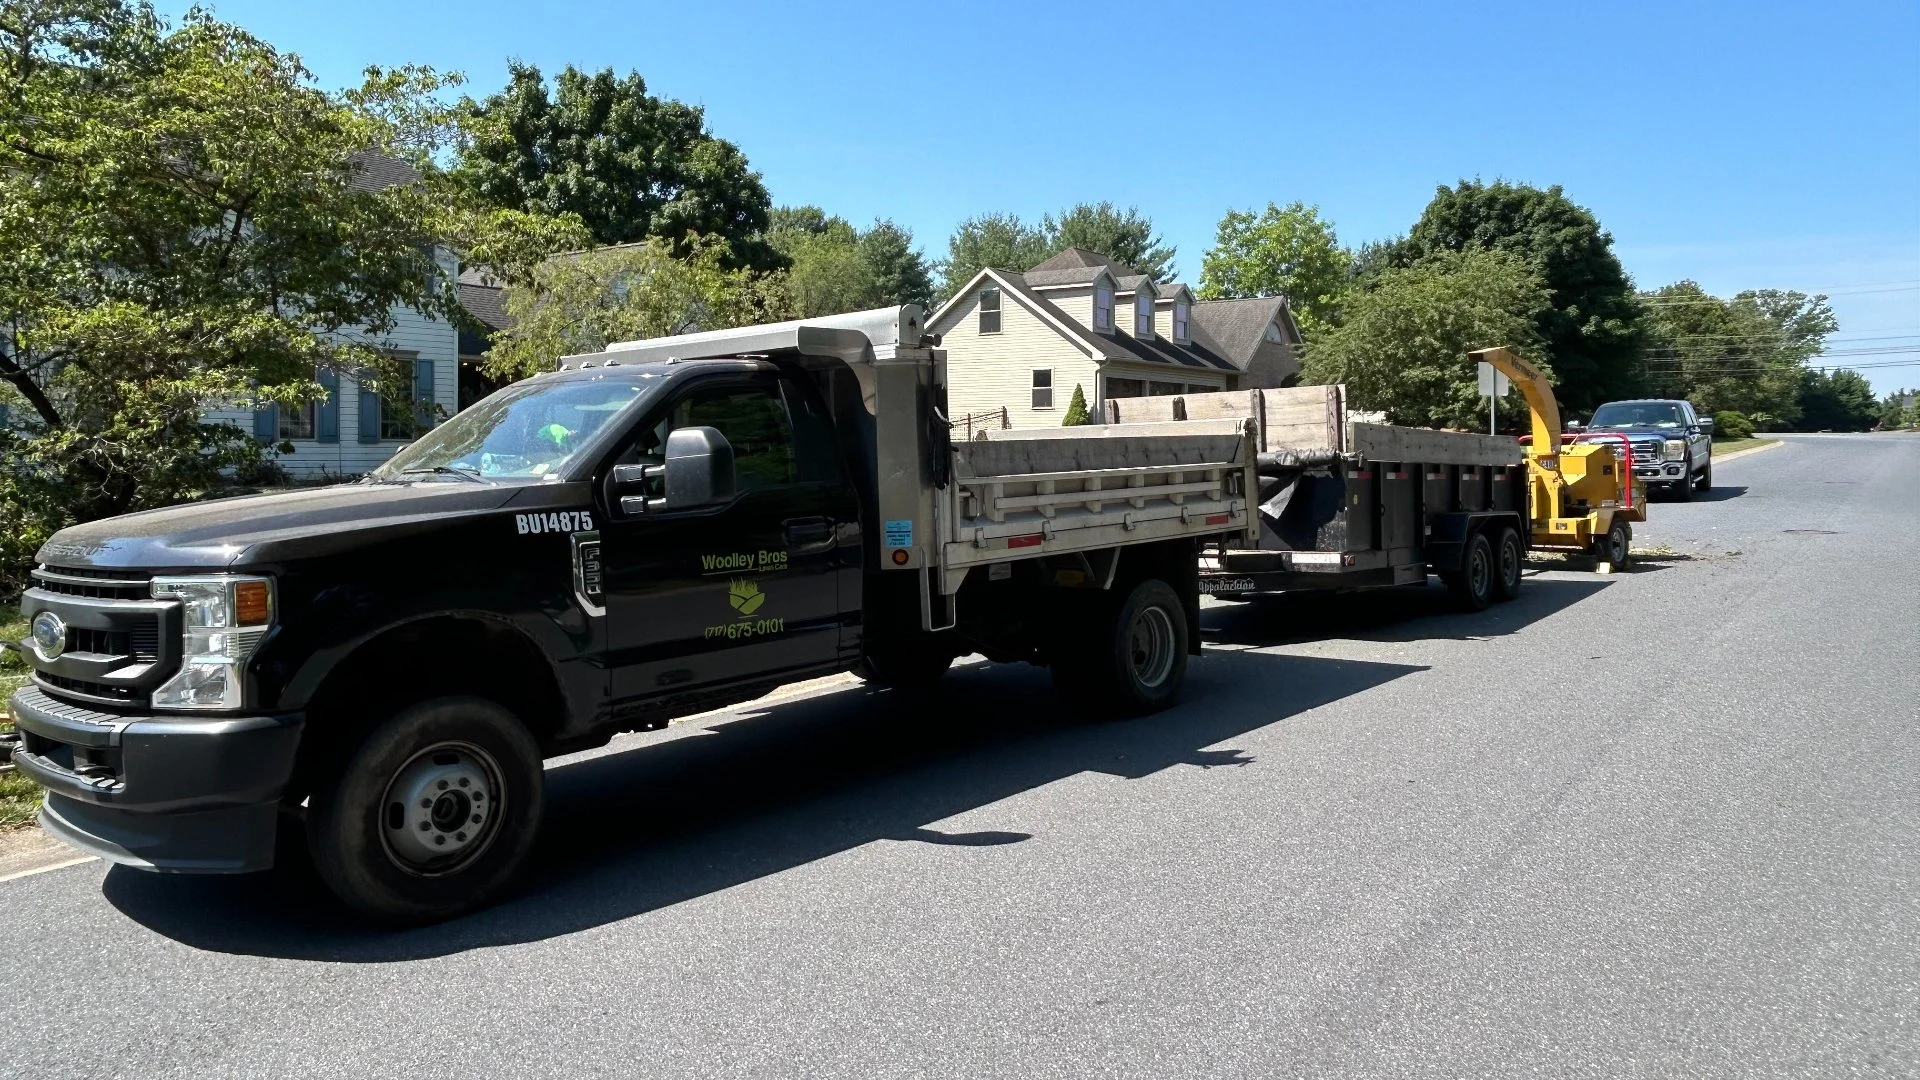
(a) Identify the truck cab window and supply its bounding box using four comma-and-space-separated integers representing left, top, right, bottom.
630, 383, 799, 492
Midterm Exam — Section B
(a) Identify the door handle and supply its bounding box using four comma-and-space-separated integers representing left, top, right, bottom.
783, 516, 835, 550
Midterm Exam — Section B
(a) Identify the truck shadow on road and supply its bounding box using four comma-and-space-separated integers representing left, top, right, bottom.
102, 650, 1424, 962
1203, 576, 1611, 648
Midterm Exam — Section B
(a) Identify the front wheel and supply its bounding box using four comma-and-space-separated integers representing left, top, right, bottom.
1672, 462, 1695, 501
1696, 462, 1712, 492
307, 696, 544, 923
1052, 578, 1189, 717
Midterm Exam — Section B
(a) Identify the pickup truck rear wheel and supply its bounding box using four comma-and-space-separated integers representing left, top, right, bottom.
1443, 532, 1495, 612
307, 696, 543, 923
1052, 578, 1188, 717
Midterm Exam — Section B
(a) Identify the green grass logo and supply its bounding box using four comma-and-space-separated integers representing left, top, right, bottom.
727, 578, 765, 616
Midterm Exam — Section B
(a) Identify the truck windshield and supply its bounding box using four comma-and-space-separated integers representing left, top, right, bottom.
375, 378, 647, 482
1589, 402, 1686, 429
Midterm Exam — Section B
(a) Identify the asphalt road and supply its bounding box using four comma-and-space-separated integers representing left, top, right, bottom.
3, 434, 1915, 1079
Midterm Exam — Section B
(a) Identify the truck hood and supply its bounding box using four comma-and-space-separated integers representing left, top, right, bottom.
35, 481, 560, 570
1584, 426, 1680, 437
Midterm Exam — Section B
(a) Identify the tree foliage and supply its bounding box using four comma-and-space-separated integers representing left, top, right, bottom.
938, 203, 1177, 299
1796, 369, 1880, 432
1638, 282, 1834, 423
0, 0, 578, 596
1042, 202, 1176, 282
1061, 384, 1090, 426
1197, 202, 1351, 337
1301, 248, 1550, 429
767, 207, 932, 316
457, 62, 779, 270
1398, 180, 1641, 412
484, 238, 782, 380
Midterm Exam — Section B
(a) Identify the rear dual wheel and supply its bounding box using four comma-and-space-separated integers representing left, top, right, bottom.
1052, 578, 1188, 717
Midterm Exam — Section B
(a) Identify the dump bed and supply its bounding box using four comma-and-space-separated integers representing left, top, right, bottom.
937, 419, 1257, 592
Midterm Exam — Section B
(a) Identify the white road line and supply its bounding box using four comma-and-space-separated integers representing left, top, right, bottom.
0, 854, 96, 883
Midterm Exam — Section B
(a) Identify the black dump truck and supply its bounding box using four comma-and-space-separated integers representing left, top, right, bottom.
8, 307, 1257, 921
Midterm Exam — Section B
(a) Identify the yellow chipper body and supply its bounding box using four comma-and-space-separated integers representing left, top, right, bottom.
1471, 347, 1647, 567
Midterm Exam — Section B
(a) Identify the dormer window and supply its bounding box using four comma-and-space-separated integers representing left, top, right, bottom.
1173, 301, 1190, 343
979, 287, 1001, 334
1135, 291, 1154, 339
1093, 285, 1113, 331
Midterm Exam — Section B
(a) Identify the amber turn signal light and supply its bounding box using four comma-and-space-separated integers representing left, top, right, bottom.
234, 580, 272, 625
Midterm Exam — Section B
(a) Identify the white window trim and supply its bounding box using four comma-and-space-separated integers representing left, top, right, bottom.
1135, 292, 1155, 339
1093, 286, 1113, 332
1031, 367, 1055, 410
1173, 302, 1190, 344
978, 286, 1002, 335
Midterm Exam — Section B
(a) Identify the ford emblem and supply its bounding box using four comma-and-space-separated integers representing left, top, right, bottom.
30, 610, 65, 660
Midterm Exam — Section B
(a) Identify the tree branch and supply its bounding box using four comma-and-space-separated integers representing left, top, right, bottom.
0, 344, 63, 427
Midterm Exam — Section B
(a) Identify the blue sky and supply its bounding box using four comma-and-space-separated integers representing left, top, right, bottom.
175, 0, 1920, 393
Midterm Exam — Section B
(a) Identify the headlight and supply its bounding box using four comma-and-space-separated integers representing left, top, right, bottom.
149, 576, 274, 710
1663, 439, 1686, 461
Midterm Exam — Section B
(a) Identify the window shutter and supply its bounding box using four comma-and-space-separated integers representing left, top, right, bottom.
252, 402, 278, 442
316, 370, 340, 443
413, 358, 436, 430
358, 378, 382, 443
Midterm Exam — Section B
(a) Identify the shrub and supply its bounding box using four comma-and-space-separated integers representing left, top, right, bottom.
1712, 410, 1754, 440
1061, 384, 1091, 426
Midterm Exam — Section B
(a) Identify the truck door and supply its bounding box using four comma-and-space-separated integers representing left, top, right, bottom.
597, 372, 852, 708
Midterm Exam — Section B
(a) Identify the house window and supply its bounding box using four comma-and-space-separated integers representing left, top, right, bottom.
379, 388, 417, 440
278, 400, 315, 440
1105, 377, 1145, 399
1093, 286, 1113, 331
1136, 292, 1155, 338
1147, 381, 1183, 396
1173, 302, 1189, 343
1264, 322, 1284, 344
979, 287, 1002, 334
1031, 368, 1054, 409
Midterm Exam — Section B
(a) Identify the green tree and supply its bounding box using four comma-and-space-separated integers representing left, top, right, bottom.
1301, 248, 1550, 429
485, 238, 782, 380
938, 212, 1050, 299
1399, 180, 1641, 412
1061, 384, 1091, 426
1796, 369, 1880, 431
1638, 282, 1831, 422
0, 0, 577, 596
1042, 202, 1176, 281
457, 62, 779, 270
768, 208, 933, 316
1198, 201, 1351, 337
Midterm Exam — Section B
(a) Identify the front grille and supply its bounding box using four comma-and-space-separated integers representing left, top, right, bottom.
31, 565, 152, 599
66, 627, 128, 656
1631, 444, 1662, 465
130, 622, 160, 662
37, 672, 143, 703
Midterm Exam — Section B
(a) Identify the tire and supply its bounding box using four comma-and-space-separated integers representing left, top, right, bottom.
307, 696, 544, 923
853, 634, 955, 690
1443, 532, 1496, 612
1696, 461, 1712, 492
1594, 519, 1632, 568
1051, 578, 1189, 717
1491, 525, 1524, 603
1671, 460, 1695, 501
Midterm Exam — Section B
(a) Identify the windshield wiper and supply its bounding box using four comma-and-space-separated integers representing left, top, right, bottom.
401, 466, 490, 484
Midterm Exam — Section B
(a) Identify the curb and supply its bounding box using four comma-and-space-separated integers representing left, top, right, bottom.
1713, 440, 1785, 465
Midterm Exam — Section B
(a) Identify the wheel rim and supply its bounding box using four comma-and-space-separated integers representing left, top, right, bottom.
1500, 537, 1520, 589
1127, 605, 1177, 689
1470, 544, 1491, 599
1610, 528, 1629, 563
380, 740, 505, 877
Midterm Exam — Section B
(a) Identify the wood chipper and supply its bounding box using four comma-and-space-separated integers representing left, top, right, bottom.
1471, 347, 1646, 569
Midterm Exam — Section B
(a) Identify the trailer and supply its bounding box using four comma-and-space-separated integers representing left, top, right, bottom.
1106, 385, 1530, 610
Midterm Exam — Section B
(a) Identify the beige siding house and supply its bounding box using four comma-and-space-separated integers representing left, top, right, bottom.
929, 248, 1305, 431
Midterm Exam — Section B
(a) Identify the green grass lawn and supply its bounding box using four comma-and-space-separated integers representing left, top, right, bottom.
0, 613, 42, 830
1712, 437, 1775, 454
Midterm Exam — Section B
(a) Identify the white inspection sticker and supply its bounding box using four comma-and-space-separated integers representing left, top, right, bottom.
1289, 551, 1342, 565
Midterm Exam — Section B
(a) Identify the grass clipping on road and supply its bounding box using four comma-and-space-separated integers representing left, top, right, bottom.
0, 614, 41, 830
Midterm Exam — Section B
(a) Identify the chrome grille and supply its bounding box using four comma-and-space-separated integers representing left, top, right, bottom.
30, 565, 151, 599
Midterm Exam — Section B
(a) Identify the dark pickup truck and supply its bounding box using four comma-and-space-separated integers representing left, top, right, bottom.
8, 307, 1253, 921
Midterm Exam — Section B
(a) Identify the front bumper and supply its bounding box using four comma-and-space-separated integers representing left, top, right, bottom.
1633, 461, 1688, 484
8, 684, 302, 873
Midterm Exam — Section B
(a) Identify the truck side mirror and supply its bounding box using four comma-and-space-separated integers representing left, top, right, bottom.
662, 426, 736, 510
607, 426, 737, 517
1697, 417, 1715, 435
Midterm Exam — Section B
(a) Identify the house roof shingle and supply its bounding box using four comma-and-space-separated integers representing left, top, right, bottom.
346, 149, 422, 193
